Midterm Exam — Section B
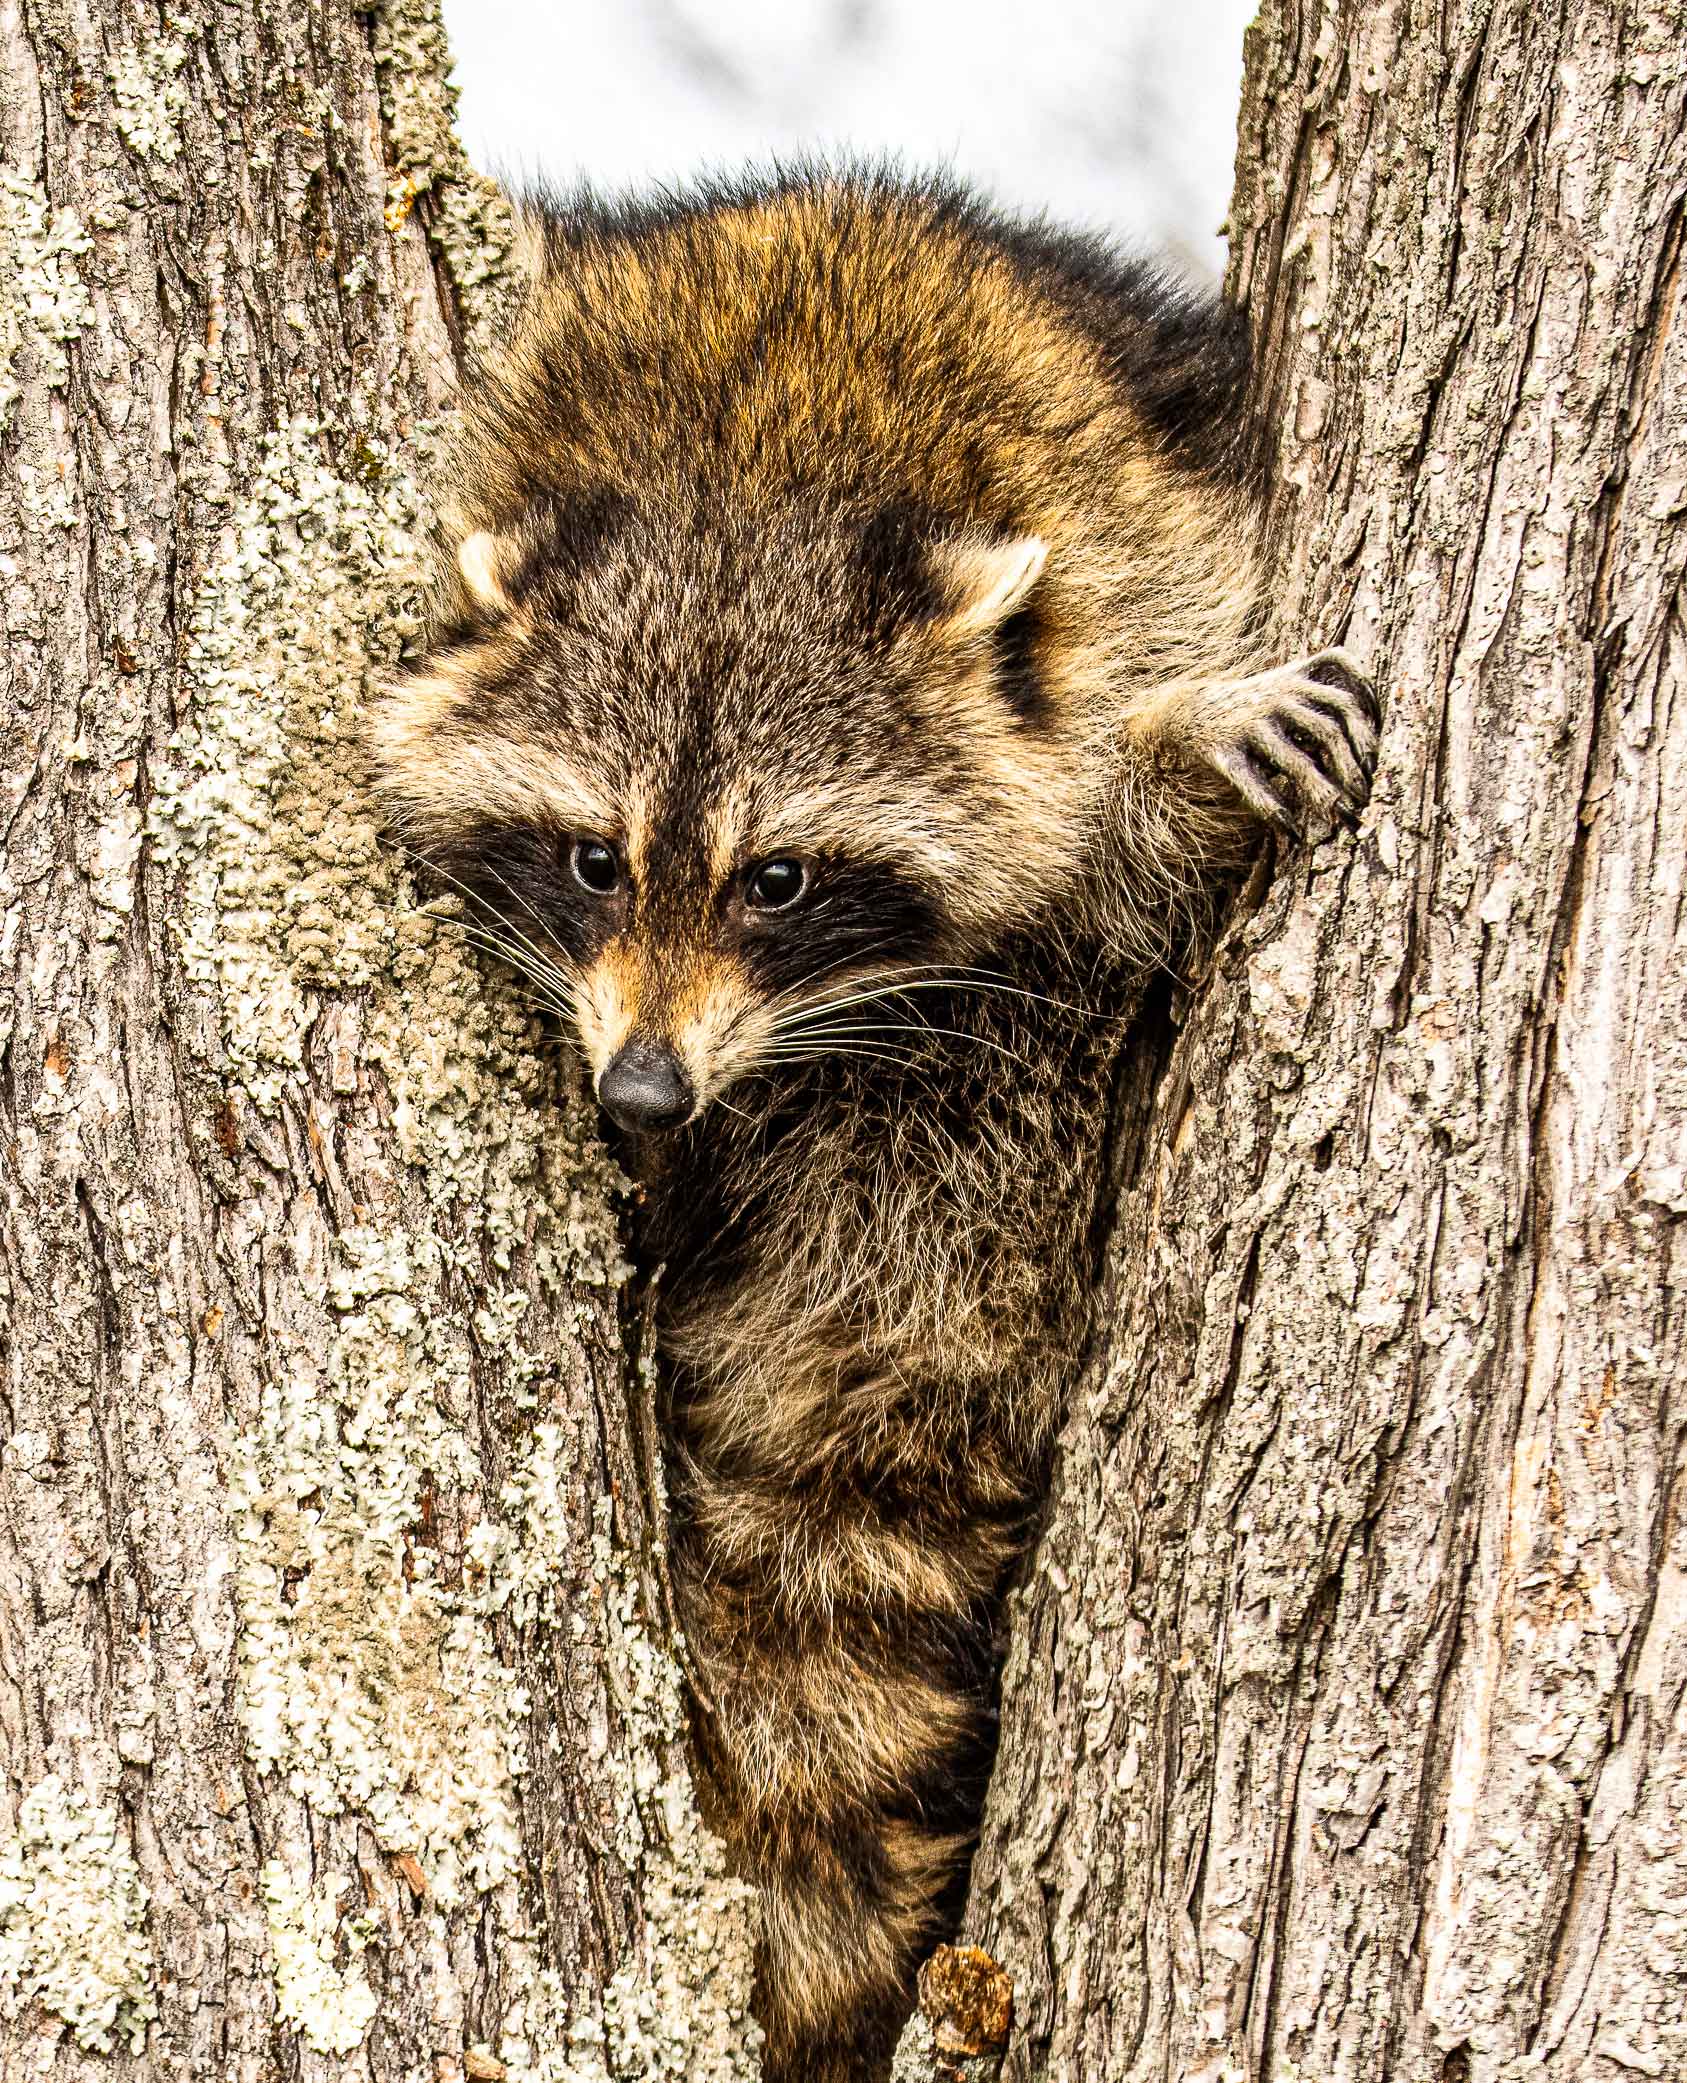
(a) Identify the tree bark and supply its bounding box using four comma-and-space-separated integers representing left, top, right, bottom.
961, 1, 1687, 2078
0, 3, 757, 2077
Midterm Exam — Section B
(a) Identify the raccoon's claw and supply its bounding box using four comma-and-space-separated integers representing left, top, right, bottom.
1207, 647, 1379, 840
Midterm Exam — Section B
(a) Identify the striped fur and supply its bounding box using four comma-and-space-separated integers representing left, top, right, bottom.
368, 167, 1377, 2078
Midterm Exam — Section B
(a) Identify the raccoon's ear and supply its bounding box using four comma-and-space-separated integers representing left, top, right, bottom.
455, 531, 513, 612
931, 534, 1049, 639
455, 492, 632, 614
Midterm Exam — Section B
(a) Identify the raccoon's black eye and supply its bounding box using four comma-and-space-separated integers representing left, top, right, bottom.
743, 857, 808, 912
571, 837, 620, 895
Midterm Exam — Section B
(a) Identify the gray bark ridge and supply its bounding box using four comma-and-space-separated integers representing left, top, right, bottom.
964, 1, 1687, 2079
0, 2, 758, 2077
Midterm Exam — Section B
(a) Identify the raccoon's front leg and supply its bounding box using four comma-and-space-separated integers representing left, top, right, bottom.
1139, 646, 1381, 841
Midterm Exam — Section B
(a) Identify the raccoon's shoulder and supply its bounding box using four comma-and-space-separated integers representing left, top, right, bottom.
458, 163, 1252, 529
959, 203, 1254, 486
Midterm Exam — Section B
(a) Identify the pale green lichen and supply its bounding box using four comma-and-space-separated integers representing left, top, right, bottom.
261, 1861, 379, 2055
230, 1222, 528, 1905
0, 1776, 157, 2054
368, 0, 522, 357
149, 419, 419, 1108
0, 165, 93, 433
108, 36, 189, 163
491, 1508, 761, 2083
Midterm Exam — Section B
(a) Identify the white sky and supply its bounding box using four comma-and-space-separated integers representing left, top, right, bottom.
440, 0, 1258, 278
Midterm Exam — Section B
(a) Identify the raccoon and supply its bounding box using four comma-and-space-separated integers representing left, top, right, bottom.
370, 167, 1376, 2081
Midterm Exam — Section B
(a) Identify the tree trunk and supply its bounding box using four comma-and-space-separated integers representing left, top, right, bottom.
0, 3, 757, 2077
961, 1, 1687, 2079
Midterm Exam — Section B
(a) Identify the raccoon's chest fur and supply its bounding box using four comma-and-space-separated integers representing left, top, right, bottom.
640, 934, 1126, 1488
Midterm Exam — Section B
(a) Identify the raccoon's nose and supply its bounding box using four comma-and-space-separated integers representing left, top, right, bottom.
598, 1040, 694, 1132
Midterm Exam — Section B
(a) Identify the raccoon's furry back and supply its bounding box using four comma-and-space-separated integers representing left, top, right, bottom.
469, 163, 1254, 516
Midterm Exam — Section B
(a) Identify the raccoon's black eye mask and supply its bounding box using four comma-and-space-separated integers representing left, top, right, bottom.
732, 856, 948, 996
429, 818, 624, 967
436, 814, 951, 996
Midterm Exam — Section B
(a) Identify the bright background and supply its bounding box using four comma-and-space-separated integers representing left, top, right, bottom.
439, 0, 1259, 279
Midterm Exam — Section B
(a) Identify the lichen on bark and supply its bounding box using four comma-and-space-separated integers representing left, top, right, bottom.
0, 165, 92, 433
0, 1777, 156, 2055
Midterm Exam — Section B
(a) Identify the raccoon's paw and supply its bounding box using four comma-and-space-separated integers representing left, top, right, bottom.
1205, 647, 1380, 840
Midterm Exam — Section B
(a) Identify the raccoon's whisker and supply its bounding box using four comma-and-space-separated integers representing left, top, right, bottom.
443, 941, 583, 1029
777, 967, 1105, 1029
765, 1021, 932, 1047
760, 1041, 925, 1065
395, 830, 558, 950
757, 1041, 962, 1098
757, 1030, 932, 1064
446, 919, 578, 1014
472, 971, 579, 1026
475, 854, 576, 955
764, 964, 1022, 1034
789, 1017, 1033, 1070
387, 837, 579, 1002
514, 989, 579, 1027
767, 973, 949, 1034
445, 919, 579, 1010
450, 959, 577, 1031
450, 903, 576, 1000
913, 966, 1110, 1019
769, 983, 912, 1028
770, 992, 1008, 1051
761, 947, 911, 1027
756, 1047, 933, 1080
445, 912, 569, 978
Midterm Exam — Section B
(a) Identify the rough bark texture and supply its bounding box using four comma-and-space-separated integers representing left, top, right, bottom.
0, 3, 757, 2077
963, 1, 1687, 2078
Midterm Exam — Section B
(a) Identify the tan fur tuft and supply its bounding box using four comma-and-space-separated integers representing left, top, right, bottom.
576, 947, 638, 1075
455, 529, 511, 611
931, 531, 1049, 638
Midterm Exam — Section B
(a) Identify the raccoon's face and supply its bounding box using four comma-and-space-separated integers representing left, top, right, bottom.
370, 495, 1090, 1131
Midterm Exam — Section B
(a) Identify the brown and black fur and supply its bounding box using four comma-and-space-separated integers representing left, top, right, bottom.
369, 166, 1377, 2080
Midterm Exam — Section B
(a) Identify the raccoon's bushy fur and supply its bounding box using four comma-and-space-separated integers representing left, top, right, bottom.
370, 166, 1376, 2081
